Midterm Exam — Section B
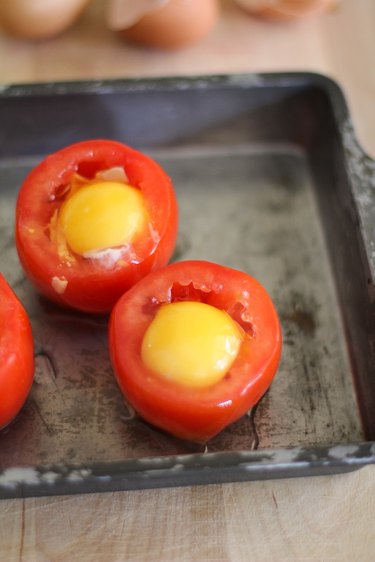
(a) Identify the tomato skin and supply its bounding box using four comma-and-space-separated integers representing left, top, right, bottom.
109, 260, 282, 442
15, 140, 178, 313
0, 274, 34, 430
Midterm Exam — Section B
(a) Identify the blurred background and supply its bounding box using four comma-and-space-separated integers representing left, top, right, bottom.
0, 0, 374, 157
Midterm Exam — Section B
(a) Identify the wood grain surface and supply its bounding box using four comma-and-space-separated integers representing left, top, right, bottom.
1, 467, 375, 562
0, 1, 375, 561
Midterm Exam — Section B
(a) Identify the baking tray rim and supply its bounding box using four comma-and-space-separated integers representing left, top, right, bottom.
1, 71, 375, 497
1, 440, 375, 498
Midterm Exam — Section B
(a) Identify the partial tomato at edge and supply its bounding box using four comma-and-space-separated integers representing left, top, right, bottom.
0, 274, 34, 430
15, 140, 178, 313
109, 260, 282, 442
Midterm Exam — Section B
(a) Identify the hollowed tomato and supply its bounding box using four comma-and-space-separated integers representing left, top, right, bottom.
15, 140, 178, 313
0, 274, 34, 429
109, 260, 282, 442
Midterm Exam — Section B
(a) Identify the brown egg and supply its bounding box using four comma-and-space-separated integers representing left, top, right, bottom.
0, 0, 91, 40
235, 0, 339, 21
107, 0, 220, 49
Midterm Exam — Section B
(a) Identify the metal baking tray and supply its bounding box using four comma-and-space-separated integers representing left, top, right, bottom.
0, 73, 374, 499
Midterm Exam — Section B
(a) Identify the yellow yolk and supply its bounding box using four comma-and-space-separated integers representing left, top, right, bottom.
58, 181, 148, 256
141, 301, 243, 389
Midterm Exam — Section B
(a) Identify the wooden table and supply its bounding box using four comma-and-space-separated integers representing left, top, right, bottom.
1, 1, 374, 560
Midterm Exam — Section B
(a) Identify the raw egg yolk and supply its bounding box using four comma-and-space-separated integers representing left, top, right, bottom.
141, 301, 243, 388
58, 181, 148, 256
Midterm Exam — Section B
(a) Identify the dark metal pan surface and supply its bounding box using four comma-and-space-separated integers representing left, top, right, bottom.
0, 73, 374, 498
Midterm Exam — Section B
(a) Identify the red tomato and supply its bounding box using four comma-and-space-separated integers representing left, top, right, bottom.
15, 140, 178, 313
109, 260, 282, 442
0, 274, 34, 430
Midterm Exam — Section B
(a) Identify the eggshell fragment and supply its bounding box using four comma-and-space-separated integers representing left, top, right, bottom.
107, 0, 220, 49
0, 0, 91, 40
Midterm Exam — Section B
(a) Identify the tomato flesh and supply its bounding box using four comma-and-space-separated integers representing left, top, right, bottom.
15, 140, 178, 313
109, 260, 282, 442
0, 274, 34, 430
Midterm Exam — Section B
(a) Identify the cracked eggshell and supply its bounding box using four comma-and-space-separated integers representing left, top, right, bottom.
0, 0, 91, 39
106, 0, 220, 49
234, 0, 340, 21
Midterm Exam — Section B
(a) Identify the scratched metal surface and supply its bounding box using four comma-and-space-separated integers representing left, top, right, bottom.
0, 143, 363, 470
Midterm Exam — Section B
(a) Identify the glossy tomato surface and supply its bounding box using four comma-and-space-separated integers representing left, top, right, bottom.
109, 260, 282, 442
0, 274, 34, 430
15, 140, 178, 313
